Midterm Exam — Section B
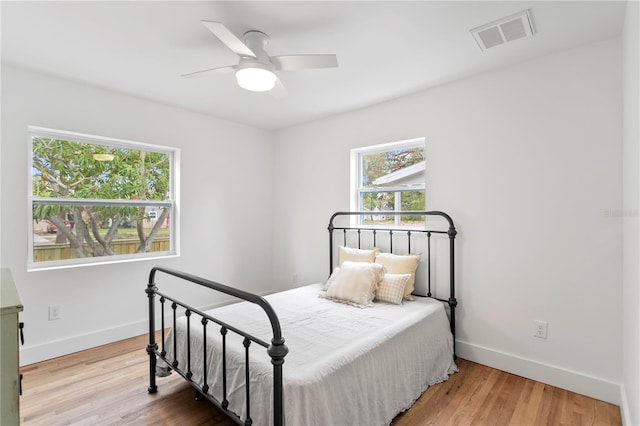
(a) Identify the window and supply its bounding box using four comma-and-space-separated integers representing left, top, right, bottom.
351, 138, 425, 226
28, 126, 179, 270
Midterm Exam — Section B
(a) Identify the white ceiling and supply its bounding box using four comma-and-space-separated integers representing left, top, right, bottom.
1, 1, 627, 130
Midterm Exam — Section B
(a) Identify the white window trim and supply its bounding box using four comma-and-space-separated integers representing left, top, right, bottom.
350, 137, 426, 227
27, 126, 181, 271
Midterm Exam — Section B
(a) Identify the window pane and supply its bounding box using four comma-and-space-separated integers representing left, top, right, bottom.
361, 147, 424, 189
401, 190, 425, 211
32, 203, 171, 263
360, 191, 395, 212
32, 137, 171, 201
359, 190, 426, 212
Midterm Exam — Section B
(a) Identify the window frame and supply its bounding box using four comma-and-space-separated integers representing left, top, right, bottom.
350, 137, 426, 227
27, 126, 180, 271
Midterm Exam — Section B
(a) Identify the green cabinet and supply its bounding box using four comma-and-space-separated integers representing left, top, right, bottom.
1, 269, 23, 426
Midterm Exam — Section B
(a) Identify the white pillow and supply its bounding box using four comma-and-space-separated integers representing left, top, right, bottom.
375, 273, 412, 305
375, 252, 421, 300
323, 261, 386, 307
338, 246, 377, 266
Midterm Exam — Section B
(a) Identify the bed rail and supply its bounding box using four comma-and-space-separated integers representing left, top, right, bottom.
146, 266, 288, 426
328, 211, 457, 355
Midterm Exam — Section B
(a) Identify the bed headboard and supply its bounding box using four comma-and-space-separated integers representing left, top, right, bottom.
327, 211, 457, 347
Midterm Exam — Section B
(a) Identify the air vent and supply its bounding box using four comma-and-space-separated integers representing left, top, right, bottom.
470, 10, 535, 51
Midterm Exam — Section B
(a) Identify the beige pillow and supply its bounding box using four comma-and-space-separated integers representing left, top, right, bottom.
338, 246, 377, 266
324, 261, 386, 307
375, 273, 412, 305
323, 266, 341, 291
375, 253, 421, 300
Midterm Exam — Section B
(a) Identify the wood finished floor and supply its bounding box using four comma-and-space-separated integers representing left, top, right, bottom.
20, 333, 621, 425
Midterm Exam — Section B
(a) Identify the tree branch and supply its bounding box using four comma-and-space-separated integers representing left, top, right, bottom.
136, 208, 168, 253
88, 212, 115, 256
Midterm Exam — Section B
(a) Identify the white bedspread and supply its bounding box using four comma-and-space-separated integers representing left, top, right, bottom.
161, 283, 457, 426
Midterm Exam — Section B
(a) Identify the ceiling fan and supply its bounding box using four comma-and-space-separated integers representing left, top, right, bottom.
182, 21, 339, 93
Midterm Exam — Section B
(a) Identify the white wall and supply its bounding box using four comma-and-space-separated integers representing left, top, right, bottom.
273, 38, 623, 404
0, 65, 274, 365
622, 0, 640, 424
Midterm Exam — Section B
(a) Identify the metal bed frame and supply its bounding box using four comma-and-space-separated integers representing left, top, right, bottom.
146, 211, 457, 426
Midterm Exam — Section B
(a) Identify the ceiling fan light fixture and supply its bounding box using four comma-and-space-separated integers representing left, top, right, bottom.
235, 65, 277, 92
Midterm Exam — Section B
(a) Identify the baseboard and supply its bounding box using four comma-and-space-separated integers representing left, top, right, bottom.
20, 319, 150, 366
456, 340, 622, 406
19, 298, 244, 367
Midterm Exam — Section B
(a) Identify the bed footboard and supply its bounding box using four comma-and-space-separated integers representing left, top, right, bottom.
146, 266, 288, 426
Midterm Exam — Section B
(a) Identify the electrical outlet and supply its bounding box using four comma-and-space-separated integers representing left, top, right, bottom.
534, 320, 548, 339
292, 274, 298, 284
49, 305, 61, 321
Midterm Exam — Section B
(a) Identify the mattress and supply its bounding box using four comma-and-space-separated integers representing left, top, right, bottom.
161, 283, 457, 426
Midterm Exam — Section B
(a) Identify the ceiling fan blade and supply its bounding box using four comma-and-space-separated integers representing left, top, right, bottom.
271, 54, 338, 71
181, 65, 236, 79
200, 21, 257, 58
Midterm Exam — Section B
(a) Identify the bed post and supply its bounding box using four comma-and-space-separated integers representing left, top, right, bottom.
328, 219, 335, 276
268, 338, 288, 426
146, 269, 158, 394
447, 223, 458, 358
